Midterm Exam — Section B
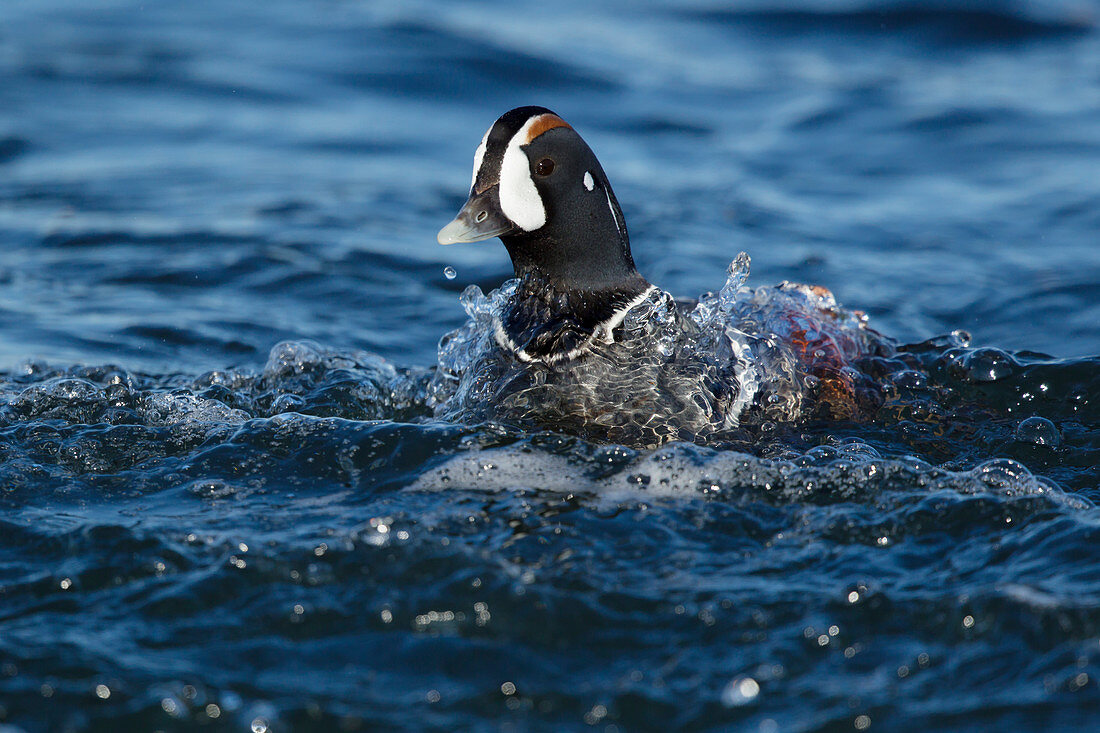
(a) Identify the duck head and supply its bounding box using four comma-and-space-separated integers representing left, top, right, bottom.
437, 106, 647, 292
438, 107, 655, 364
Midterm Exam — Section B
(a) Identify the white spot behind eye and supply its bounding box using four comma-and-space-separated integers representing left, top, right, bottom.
470, 127, 490, 191
583, 171, 594, 191
498, 117, 547, 231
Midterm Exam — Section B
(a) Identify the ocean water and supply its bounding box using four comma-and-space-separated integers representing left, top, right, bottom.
2, 0, 1100, 730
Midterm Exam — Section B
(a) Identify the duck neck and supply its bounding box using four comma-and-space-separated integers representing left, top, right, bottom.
502, 231, 641, 291
492, 170, 654, 362
495, 268, 654, 364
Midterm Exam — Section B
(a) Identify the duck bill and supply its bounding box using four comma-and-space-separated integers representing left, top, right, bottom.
436, 187, 515, 245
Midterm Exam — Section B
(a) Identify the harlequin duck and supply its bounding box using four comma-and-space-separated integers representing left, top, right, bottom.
437, 106, 656, 364
434, 107, 892, 441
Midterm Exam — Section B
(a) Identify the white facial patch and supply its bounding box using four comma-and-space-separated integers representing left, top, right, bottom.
470, 127, 490, 192
498, 115, 549, 232
583, 171, 594, 191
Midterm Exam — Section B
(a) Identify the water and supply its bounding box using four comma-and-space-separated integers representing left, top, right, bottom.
1, 0, 1099, 730
430, 257, 893, 446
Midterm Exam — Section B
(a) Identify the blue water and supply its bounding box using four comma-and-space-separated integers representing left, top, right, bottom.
2, 0, 1100, 730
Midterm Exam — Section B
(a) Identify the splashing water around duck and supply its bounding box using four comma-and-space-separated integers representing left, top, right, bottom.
428, 252, 893, 447
430, 107, 896, 446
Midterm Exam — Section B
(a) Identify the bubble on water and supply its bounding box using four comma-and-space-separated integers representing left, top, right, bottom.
443, 266, 457, 280
889, 369, 927, 390
270, 393, 306, 414
1015, 416, 1061, 447
950, 347, 1018, 383
972, 458, 1035, 491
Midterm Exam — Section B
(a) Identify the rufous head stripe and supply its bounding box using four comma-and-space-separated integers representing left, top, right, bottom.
523, 114, 572, 144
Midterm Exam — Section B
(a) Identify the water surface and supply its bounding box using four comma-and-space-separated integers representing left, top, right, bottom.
1, 1, 1099, 730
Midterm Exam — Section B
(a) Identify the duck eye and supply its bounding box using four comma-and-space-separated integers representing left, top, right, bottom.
535, 158, 555, 176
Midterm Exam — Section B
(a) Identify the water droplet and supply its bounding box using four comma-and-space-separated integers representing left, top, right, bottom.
950, 329, 972, 347
721, 676, 760, 706
443, 266, 457, 280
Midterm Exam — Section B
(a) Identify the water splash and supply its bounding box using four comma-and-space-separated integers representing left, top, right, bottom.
429, 254, 891, 447
6, 255, 889, 452
0, 341, 433, 432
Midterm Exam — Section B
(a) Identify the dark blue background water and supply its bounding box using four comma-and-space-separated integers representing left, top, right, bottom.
2, 1, 1099, 731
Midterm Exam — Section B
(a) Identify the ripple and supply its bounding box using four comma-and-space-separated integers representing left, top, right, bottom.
680, 5, 1096, 44
0, 135, 29, 164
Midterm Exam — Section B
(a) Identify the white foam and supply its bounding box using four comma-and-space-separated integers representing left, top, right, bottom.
407, 444, 1087, 509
